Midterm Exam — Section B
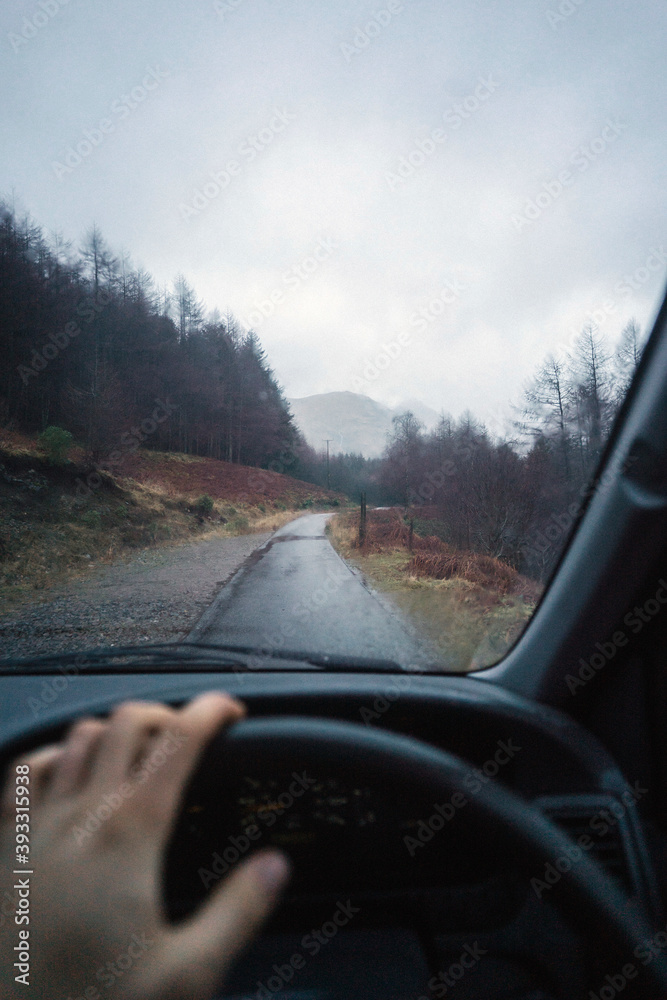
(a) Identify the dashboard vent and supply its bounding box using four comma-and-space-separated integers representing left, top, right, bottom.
537, 796, 634, 895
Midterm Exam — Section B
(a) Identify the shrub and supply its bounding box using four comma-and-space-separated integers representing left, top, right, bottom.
80, 509, 102, 529
38, 426, 72, 464
407, 549, 541, 600
196, 494, 214, 515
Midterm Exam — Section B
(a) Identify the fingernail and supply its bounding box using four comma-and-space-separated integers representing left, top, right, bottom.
254, 851, 291, 896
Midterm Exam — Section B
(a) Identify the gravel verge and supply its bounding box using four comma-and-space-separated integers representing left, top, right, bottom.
0, 532, 272, 659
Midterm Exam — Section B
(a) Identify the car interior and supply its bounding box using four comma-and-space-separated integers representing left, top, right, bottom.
1, 288, 667, 999
2, 0, 667, 996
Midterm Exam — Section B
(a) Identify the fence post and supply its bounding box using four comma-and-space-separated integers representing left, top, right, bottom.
358, 491, 367, 546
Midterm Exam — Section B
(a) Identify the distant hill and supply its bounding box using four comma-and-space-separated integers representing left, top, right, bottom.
395, 397, 441, 432
287, 392, 440, 458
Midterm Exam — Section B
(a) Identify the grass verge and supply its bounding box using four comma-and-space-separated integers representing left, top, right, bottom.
327, 510, 542, 672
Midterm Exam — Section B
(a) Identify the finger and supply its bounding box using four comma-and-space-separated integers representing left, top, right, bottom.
1, 745, 63, 817
129, 693, 246, 840
89, 700, 184, 787
158, 849, 291, 998
176, 690, 245, 731
46, 718, 107, 799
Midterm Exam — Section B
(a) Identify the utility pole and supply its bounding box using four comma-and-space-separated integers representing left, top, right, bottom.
323, 439, 332, 490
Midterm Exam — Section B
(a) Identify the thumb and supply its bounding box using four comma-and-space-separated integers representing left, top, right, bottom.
159, 850, 291, 998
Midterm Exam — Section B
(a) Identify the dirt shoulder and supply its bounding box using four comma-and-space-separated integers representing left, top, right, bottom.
0, 530, 274, 659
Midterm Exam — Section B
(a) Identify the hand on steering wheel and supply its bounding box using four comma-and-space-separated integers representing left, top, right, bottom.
0, 693, 290, 1000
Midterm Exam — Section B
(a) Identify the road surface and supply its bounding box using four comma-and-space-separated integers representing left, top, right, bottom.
188, 513, 439, 669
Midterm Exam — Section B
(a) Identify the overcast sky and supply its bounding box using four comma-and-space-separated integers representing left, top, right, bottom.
2, 0, 666, 437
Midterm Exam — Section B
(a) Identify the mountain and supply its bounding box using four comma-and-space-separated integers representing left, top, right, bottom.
394, 398, 440, 432
287, 392, 440, 458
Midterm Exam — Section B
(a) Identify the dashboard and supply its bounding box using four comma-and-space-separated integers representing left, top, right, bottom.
0, 669, 661, 999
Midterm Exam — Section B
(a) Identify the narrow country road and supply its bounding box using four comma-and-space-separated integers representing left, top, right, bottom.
188, 513, 439, 669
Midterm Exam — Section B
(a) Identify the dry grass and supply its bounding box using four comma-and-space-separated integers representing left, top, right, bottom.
327, 508, 542, 671
0, 434, 338, 613
407, 550, 541, 601
343, 506, 445, 555
110, 448, 343, 509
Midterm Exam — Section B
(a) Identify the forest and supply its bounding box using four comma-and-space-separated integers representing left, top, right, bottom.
300, 324, 645, 582
0, 202, 646, 583
0, 203, 304, 469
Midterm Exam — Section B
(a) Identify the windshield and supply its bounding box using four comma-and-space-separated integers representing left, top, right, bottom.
1, 1, 666, 672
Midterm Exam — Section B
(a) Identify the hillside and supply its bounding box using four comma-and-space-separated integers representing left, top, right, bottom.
288, 391, 440, 458
102, 449, 336, 507
0, 430, 343, 609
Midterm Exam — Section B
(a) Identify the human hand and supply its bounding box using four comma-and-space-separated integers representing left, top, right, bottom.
0, 693, 290, 999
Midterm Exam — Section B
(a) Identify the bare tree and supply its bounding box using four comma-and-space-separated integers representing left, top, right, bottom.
521, 354, 572, 479
568, 325, 613, 467
173, 274, 204, 343
614, 318, 644, 400
80, 225, 117, 295
388, 411, 424, 505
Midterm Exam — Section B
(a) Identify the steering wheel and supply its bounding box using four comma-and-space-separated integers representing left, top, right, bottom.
216, 716, 667, 999
3, 706, 665, 998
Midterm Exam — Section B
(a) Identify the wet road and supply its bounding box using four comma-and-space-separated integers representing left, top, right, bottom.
188, 513, 438, 669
